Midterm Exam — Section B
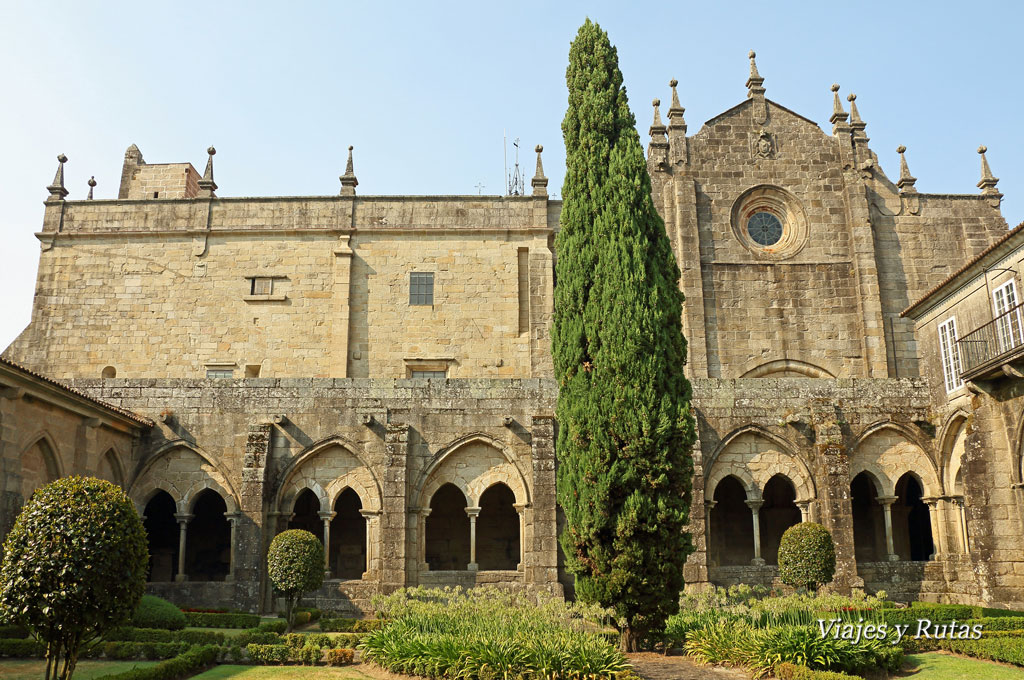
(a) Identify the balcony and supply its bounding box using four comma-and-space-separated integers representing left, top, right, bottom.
957, 301, 1024, 381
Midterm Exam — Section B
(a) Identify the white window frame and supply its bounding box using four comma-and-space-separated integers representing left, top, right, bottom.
937, 317, 963, 393
992, 279, 1024, 354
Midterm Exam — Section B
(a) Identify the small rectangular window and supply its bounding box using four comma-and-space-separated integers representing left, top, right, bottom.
409, 272, 434, 305
937, 317, 963, 393
250, 277, 273, 295
206, 369, 234, 379
411, 370, 446, 380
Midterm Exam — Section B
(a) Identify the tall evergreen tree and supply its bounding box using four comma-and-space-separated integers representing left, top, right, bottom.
552, 19, 696, 652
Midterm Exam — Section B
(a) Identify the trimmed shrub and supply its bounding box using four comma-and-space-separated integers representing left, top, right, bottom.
183, 611, 260, 629
778, 523, 836, 592
257, 619, 288, 633
775, 663, 863, 680
105, 627, 176, 643
330, 633, 363, 649
0, 477, 150, 679
235, 629, 281, 647
319, 617, 382, 632
326, 648, 355, 666
293, 611, 312, 626
979, 606, 1024, 618
227, 645, 245, 662
306, 633, 333, 648
293, 644, 323, 665
296, 607, 322, 622
267, 529, 324, 632
92, 644, 219, 680
0, 638, 45, 657
283, 633, 306, 650
943, 635, 1024, 665
0, 625, 29, 639
132, 596, 187, 631
101, 641, 188, 660
972, 616, 1024, 630
246, 643, 291, 664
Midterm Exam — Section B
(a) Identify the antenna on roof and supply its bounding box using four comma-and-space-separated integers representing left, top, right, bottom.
507, 137, 524, 196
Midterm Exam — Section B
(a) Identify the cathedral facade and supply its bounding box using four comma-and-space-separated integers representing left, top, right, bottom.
3, 53, 1022, 613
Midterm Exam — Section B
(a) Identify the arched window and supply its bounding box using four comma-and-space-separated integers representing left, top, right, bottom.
477, 483, 519, 570
102, 366, 117, 379
425, 483, 470, 571
850, 472, 885, 562
759, 474, 801, 565
894, 473, 934, 561
330, 488, 365, 579
143, 491, 178, 582
185, 490, 231, 581
289, 488, 324, 544
709, 476, 754, 566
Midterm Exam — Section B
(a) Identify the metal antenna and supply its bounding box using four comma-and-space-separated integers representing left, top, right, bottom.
475, 182, 485, 195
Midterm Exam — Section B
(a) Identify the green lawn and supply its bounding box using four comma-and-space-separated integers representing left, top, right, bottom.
192, 665, 372, 680
904, 652, 1024, 679
0, 659, 158, 680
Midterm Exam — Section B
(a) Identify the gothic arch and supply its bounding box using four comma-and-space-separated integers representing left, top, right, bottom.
941, 414, 970, 494
704, 426, 815, 501
849, 425, 940, 497
275, 436, 382, 514
707, 471, 756, 500
19, 431, 64, 480
416, 433, 530, 508
740, 359, 836, 379
16, 432, 63, 502
128, 440, 240, 514
853, 421, 933, 456
98, 447, 127, 488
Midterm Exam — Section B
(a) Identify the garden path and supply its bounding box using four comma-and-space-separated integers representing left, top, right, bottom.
628, 653, 750, 680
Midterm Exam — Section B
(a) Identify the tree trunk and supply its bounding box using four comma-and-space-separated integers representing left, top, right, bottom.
620, 626, 642, 653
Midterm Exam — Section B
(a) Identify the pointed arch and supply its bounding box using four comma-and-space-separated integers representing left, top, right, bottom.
850, 424, 939, 497
19, 431, 64, 480
416, 432, 530, 508
940, 413, 970, 494
852, 420, 932, 455
740, 359, 836, 379
705, 425, 815, 501
97, 447, 127, 488
128, 440, 240, 514
274, 435, 381, 514
17, 432, 63, 502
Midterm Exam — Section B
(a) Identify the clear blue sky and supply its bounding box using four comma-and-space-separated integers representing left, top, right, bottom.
2, 1, 1021, 349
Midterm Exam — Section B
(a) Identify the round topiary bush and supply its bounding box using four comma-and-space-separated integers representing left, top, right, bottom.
0, 476, 149, 679
131, 594, 187, 630
267, 529, 324, 632
777, 522, 836, 592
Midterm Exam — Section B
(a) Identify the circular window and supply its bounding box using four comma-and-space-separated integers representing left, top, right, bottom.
747, 212, 782, 246
730, 185, 808, 259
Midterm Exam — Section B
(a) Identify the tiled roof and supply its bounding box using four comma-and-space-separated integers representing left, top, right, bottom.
0, 356, 153, 427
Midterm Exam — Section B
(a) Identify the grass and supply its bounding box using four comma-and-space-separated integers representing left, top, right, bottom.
904, 652, 1024, 679
0, 659, 158, 680
191, 665, 373, 680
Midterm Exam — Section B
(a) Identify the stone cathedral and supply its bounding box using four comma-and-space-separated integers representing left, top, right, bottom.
4, 52, 1024, 614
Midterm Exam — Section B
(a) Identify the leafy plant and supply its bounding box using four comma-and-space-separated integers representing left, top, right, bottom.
266, 529, 324, 632
0, 476, 149, 680
778, 523, 836, 592
130, 596, 186, 631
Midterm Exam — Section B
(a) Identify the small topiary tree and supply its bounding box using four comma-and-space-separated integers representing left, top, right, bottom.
267, 529, 324, 632
0, 476, 149, 680
778, 522, 837, 593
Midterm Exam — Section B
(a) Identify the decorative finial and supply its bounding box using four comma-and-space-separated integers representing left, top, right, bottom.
829, 83, 848, 126
531, 144, 548, 197
87, 176, 96, 200
47, 153, 69, 201
847, 93, 864, 128
978, 145, 1001, 196
340, 145, 358, 196
649, 98, 667, 142
896, 146, 917, 192
746, 50, 765, 97
197, 146, 217, 196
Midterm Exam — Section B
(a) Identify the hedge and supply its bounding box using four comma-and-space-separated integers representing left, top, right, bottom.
234, 629, 282, 647
246, 644, 291, 664
103, 627, 226, 646
101, 642, 189, 661
943, 636, 1024, 666
93, 644, 219, 680
968, 617, 1024, 631
0, 625, 28, 639
0, 638, 44, 658
326, 648, 355, 666
183, 612, 261, 629
318, 617, 382, 632
257, 620, 288, 634
328, 633, 364, 649
776, 663, 863, 680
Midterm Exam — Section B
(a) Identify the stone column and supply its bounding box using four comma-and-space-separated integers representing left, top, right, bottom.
745, 499, 765, 565
225, 512, 241, 581
877, 496, 898, 561
796, 500, 811, 522
922, 497, 941, 560
319, 511, 336, 579
954, 497, 969, 553
359, 509, 380, 579
417, 507, 432, 572
173, 512, 193, 582
704, 499, 717, 567
243, 423, 272, 613
382, 423, 409, 590
514, 503, 527, 571
529, 415, 558, 590
465, 506, 482, 571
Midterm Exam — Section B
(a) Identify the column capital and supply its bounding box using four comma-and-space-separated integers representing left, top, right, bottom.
225, 511, 242, 523
465, 506, 482, 519
359, 509, 381, 519
173, 513, 194, 524
744, 499, 764, 511
513, 503, 529, 514
704, 499, 717, 509
416, 506, 432, 517
921, 496, 940, 506
318, 511, 337, 521
876, 495, 898, 506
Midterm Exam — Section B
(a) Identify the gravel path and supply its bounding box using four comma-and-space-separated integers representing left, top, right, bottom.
627, 653, 750, 680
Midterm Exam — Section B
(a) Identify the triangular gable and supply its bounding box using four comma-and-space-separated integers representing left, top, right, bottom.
701, 98, 821, 130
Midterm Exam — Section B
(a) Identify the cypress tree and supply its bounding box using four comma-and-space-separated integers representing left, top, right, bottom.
552, 19, 696, 652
